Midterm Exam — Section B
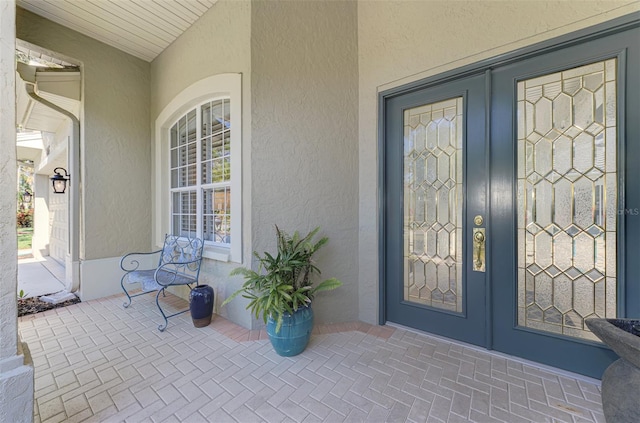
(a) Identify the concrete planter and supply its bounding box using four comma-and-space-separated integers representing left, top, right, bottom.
585, 318, 640, 422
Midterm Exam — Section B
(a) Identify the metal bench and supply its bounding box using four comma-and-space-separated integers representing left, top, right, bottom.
120, 234, 204, 331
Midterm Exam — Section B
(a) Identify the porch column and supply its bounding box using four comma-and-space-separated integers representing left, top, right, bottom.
31, 174, 50, 260
0, 1, 35, 422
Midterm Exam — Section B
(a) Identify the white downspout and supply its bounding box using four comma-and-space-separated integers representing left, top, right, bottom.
24, 83, 81, 293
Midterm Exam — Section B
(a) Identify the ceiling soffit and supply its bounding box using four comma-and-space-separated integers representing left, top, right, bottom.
17, 0, 218, 62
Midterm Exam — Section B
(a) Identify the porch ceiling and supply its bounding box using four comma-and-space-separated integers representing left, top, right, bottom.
16, 0, 218, 62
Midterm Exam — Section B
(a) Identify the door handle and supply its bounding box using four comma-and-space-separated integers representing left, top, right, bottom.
473, 228, 485, 272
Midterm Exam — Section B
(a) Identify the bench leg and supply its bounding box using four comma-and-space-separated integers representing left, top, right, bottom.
121, 275, 132, 308
156, 288, 169, 331
155, 286, 193, 332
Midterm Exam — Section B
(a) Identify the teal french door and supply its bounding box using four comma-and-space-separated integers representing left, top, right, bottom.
490, 23, 639, 377
381, 18, 639, 378
383, 73, 489, 347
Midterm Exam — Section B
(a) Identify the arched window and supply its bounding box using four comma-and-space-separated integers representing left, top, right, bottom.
155, 74, 241, 262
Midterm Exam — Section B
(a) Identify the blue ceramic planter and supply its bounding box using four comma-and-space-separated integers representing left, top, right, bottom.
266, 305, 314, 356
189, 285, 214, 328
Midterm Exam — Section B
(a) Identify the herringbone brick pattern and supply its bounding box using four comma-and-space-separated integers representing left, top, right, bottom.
19, 293, 605, 422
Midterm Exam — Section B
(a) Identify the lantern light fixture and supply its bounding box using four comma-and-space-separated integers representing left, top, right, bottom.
50, 167, 70, 194
23, 190, 32, 204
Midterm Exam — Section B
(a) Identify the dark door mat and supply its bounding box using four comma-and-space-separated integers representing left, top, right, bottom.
18, 295, 81, 317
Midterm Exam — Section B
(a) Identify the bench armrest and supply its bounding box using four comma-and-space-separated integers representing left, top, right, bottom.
120, 249, 162, 272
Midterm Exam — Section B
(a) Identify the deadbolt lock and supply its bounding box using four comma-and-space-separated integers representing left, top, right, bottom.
474, 215, 484, 226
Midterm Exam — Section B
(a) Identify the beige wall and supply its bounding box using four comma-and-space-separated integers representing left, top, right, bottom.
12, 0, 638, 329
251, 0, 359, 325
17, 7, 151, 261
150, 0, 252, 326
357, 1, 640, 323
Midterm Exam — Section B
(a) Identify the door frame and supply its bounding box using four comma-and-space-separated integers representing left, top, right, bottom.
378, 13, 639, 354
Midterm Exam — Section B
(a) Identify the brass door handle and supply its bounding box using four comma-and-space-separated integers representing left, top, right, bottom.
473, 228, 485, 272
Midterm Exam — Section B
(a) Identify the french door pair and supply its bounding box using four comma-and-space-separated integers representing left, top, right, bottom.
381, 20, 639, 377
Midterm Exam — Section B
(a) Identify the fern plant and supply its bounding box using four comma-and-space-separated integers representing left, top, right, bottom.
222, 226, 342, 332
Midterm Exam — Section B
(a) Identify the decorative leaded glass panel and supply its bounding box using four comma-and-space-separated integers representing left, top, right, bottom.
404, 97, 463, 312
517, 59, 617, 341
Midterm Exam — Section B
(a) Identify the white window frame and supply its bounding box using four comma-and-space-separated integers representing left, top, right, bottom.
155, 74, 242, 262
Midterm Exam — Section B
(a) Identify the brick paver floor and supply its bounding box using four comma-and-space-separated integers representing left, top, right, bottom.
19, 292, 605, 422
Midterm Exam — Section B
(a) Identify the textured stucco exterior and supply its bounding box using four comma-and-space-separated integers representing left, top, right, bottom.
150, 0, 253, 327
1, 0, 18, 363
1, 2, 34, 421
356, 0, 640, 324
251, 0, 359, 325
16, 7, 151, 261
151, 0, 359, 328
8, 0, 639, 332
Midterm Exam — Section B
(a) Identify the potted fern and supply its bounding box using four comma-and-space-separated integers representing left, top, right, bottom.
222, 226, 342, 356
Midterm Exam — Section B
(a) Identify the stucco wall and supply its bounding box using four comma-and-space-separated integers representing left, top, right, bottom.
150, 0, 252, 326
357, 1, 640, 323
1, 2, 34, 421
251, 0, 359, 325
16, 8, 151, 260
0, 0, 18, 364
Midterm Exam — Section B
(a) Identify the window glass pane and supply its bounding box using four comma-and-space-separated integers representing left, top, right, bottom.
201, 137, 211, 162
173, 215, 180, 234
202, 103, 211, 137
212, 159, 224, 183
202, 187, 230, 245
178, 116, 187, 145
179, 167, 187, 188
187, 165, 197, 186
214, 187, 230, 244
187, 109, 197, 143
187, 140, 196, 165
210, 100, 225, 134
171, 148, 178, 169
212, 132, 223, 158
223, 131, 230, 157
181, 192, 190, 213
203, 188, 214, 242
203, 216, 214, 242
171, 124, 178, 148
171, 169, 178, 189
224, 99, 230, 129
172, 192, 180, 213
223, 157, 230, 181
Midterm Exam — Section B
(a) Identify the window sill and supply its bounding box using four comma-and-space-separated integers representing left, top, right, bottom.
203, 246, 230, 262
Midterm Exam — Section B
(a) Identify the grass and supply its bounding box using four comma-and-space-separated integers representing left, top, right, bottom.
18, 227, 33, 250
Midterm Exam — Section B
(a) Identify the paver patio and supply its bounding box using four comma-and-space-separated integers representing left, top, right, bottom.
19, 292, 605, 422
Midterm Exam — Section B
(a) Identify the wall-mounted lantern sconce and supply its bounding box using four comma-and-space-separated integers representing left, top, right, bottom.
50, 167, 70, 194
23, 190, 32, 204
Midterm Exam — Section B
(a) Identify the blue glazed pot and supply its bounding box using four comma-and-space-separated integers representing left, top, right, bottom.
266, 305, 314, 356
189, 285, 214, 328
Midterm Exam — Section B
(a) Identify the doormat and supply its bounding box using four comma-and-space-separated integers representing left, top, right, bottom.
18, 294, 81, 317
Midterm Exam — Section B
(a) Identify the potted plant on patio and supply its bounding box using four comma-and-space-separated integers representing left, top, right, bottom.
222, 226, 342, 356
